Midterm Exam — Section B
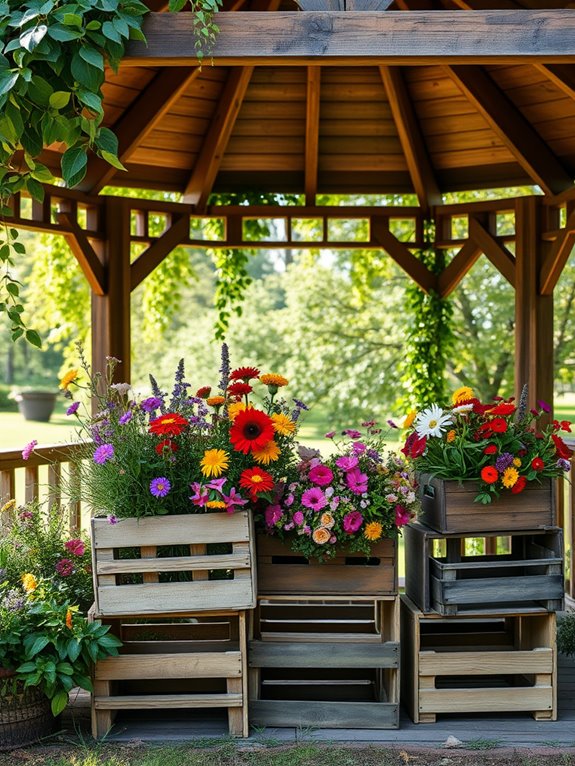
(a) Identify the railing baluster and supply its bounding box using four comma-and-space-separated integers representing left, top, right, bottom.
69, 461, 82, 532
48, 462, 62, 508
24, 465, 40, 504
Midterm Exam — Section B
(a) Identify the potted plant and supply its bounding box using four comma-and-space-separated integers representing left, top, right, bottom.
13, 390, 59, 423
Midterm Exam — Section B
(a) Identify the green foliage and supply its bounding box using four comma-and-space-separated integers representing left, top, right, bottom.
169, 0, 223, 61
557, 612, 575, 657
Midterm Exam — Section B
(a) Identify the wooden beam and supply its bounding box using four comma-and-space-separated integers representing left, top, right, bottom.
131, 215, 191, 290
447, 66, 573, 195
437, 237, 482, 297
468, 217, 516, 286
305, 67, 321, 207
372, 218, 437, 293
182, 67, 254, 210
81, 67, 200, 194
540, 209, 575, 295
57, 212, 106, 296
536, 63, 575, 100
379, 65, 441, 214
124, 11, 575, 66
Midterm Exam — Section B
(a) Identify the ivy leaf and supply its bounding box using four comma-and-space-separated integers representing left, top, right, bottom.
100, 150, 126, 171
95, 126, 118, 155
61, 145, 87, 187
71, 52, 103, 91
62, 12, 83, 27
19, 24, 48, 52
49, 91, 71, 109
0, 71, 18, 97
169, 0, 187, 9
102, 21, 121, 43
51, 690, 69, 717
26, 178, 45, 202
79, 46, 104, 69
18, 9, 40, 26
28, 75, 53, 107
47, 23, 83, 41
25, 329, 43, 348
128, 26, 146, 42
77, 88, 102, 114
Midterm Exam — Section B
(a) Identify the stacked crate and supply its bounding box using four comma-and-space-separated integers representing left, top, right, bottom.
249, 535, 400, 728
402, 475, 563, 723
89, 512, 256, 738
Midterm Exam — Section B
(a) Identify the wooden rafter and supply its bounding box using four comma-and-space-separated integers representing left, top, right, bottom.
536, 64, 575, 100
540, 209, 575, 295
371, 218, 437, 293
379, 65, 441, 214
437, 237, 482, 297
131, 215, 191, 290
468, 216, 516, 286
81, 67, 200, 194
182, 67, 254, 210
305, 67, 321, 207
447, 65, 573, 195
57, 212, 106, 296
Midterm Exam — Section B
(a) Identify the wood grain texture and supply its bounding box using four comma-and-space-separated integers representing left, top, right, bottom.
248, 640, 399, 668
249, 699, 399, 728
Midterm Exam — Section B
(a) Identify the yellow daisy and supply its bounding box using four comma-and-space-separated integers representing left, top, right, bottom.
200, 449, 229, 478
452, 386, 474, 405
228, 401, 249, 421
253, 440, 281, 465
502, 466, 519, 488
260, 373, 288, 388
22, 573, 38, 592
364, 521, 383, 542
403, 410, 416, 429
206, 500, 226, 509
1, 498, 16, 514
60, 369, 79, 389
513, 457, 521, 467
271, 413, 296, 436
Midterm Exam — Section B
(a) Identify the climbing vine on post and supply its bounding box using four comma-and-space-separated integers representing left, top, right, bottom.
400, 220, 454, 410
168, 0, 222, 61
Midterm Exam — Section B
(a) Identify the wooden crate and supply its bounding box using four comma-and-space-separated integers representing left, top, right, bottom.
91, 610, 249, 738
256, 534, 397, 597
401, 595, 557, 723
418, 474, 555, 534
248, 597, 399, 728
405, 522, 564, 615
91, 511, 256, 617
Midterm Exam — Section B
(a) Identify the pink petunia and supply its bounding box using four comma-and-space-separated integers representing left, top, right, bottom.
64, 538, 85, 557
265, 504, 284, 527
308, 464, 334, 487
293, 510, 305, 525
346, 467, 368, 494
301, 487, 327, 512
343, 511, 363, 533
189, 482, 209, 506
335, 455, 359, 472
395, 504, 412, 527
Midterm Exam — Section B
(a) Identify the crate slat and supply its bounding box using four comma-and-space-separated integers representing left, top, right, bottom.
249, 640, 399, 668
419, 686, 553, 714
96, 552, 251, 574
95, 651, 242, 680
94, 693, 243, 709
249, 699, 399, 728
419, 648, 553, 675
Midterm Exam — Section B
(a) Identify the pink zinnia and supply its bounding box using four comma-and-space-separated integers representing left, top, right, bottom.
335, 455, 358, 472
308, 464, 334, 487
301, 487, 327, 512
265, 504, 284, 527
293, 510, 305, 525
55, 558, 74, 577
346, 468, 368, 494
64, 538, 85, 557
343, 511, 363, 533
22, 440, 37, 461
395, 504, 412, 527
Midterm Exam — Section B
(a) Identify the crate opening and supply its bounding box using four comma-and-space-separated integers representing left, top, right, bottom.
345, 557, 381, 566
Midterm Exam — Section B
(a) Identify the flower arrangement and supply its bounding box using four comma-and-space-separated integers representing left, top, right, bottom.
401, 386, 573, 504
260, 424, 418, 561
61, 344, 303, 519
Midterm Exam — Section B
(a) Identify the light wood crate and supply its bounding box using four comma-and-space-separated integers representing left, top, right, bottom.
91, 511, 256, 617
256, 534, 397, 597
404, 522, 564, 615
418, 474, 555, 535
400, 595, 557, 723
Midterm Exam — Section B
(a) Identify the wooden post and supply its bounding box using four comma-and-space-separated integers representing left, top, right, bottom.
514, 196, 554, 414
91, 198, 132, 382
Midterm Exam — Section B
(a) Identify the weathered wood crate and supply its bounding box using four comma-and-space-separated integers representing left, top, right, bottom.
404, 522, 564, 615
91, 511, 256, 617
91, 609, 249, 738
248, 597, 400, 728
256, 534, 397, 597
401, 595, 557, 723
418, 474, 555, 534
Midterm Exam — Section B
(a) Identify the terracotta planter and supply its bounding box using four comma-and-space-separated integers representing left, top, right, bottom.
0, 671, 53, 751
15, 391, 58, 422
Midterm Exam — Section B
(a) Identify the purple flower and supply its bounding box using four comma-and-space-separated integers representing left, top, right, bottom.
55, 558, 74, 576
352, 442, 366, 455
308, 464, 334, 487
265, 504, 284, 527
150, 477, 171, 498
66, 401, 80, 416
343, 429, 362, 439
107, 514, 118, 525
141, 396, 163, 413
206, 477, 227, 493
93, 444, 114, 464
557, 458, 571, 472
222, 487, 248, 512
119, 411, 132, 425
346, 467, 368, 494
367, 448, 381, 462
387, 419, 398, 429
335, 455, 359, 472
22, 440, 37, 461
301, 487, 327, 512
293, 510, 305, 525
495, 452, 514, 472
324, 431, 336, 439
361, 420, 376, 428
343, 511, 363, 533
292, 398, 309, 422
219, 342, 230, 392
537, 399, 551, 413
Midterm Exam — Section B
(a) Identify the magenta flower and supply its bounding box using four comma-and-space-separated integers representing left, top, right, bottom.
346, 468, 368, 494
93, 444, 114, 464
352, 442, 366, 455
284, 493, 294, 507
308, 464, 334, 487
22, 440, 37, 461
537, 399, 551, 413
335, 455, 359, 472
206, 477, 227, 493
66, 402, 80, 416
190, 482, 209, 507
150, 477, 171, 498
324, 431, 336, 439
222, 487, 248, 513
293, 510, 305, 525
343, 429, 362, 439
265, 504, 284, 527
343, 511, 363, 533
64, 538, 86, 557
395, 504, 412, 527
107, 514, 118, 525
301, 487, 327, 512
55, 558, 74, 576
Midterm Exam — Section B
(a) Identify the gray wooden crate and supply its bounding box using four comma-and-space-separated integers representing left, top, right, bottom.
404, 522, 564, 615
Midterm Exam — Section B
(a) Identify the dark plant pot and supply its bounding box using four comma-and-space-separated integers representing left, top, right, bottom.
15, 391, 58, 422
0, 671, 54, 751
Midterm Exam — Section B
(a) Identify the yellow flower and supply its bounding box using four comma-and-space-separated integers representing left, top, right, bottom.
403, 410, 416, 429
200, 449, 229, 478
206, 500, 226, 509
364, 521, 383, 542
22, 573, 38, 592
452, 386, 474, 405
253, 440, 281, 465
271, 413, 296, 436
513, 457, 521, 467
502, 466, 519, 488
1, 499, 16, 514
206, 396, 226, 408
60, 369, 79, 390
260, 373, 288, 388
228, 401, 249, 421
446, 429, 456, 443
66, 608, 73, 630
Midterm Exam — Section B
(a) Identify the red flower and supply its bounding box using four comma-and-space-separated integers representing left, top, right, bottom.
511, 476, 527, 494
561, 420, 572, 433
230, 366, 261, 382
155, 439, 178, 455
552, 434, 574, 460
489, 417, 508, 433
481, 465, 498, 484
239, 466, 274, 497
483, 444, 498, 455
477, 423, 494, 439
400, 432, 427, 459
196, 386, 211, 399
227, 382, 253, 397
531, 457, 545, 472
488, 402, 516, 416
230, 408, 275, 454
149, 412, 189, 437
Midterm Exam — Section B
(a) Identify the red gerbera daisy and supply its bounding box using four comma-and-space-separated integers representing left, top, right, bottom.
155, 439, 179, 455
230, 366, 260, 382
149, 412, 189, 437
230, 408, 275, 454
239, 466, 274, 496
227, 382, 253, 397
196, 386, 211, 399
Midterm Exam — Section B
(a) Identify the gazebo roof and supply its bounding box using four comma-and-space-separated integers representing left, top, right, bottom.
36, 0, 575, 210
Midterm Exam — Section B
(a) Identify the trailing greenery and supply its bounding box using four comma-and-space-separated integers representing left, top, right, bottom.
168, 0, 222, 61
557, 611, 575, 657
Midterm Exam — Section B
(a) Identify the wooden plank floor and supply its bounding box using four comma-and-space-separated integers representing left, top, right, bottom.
64, 652, 575, 748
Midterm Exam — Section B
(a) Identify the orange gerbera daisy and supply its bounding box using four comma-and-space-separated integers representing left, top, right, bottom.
364, 521, 383, 541
206, 396, 226, 408
252, 440, 281, 465
260, 373, 288, 388
60, 369, 79, 389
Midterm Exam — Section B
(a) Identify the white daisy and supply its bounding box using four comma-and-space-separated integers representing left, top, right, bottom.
414, 404, 452, 438
452, 403, 474, 414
